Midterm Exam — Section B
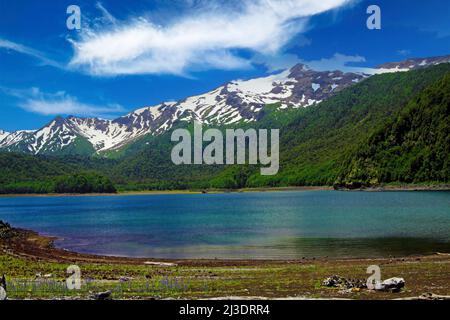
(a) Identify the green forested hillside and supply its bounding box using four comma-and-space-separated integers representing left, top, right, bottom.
1, 64, 449, 193
337, 72, 450, 185
0, 153, 116, 194
108, 106, 308, 190
216, 63, 450, 187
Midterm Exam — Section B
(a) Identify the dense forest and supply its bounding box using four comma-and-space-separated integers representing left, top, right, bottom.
0, 64, 449, 193
246, 62, 450, 187
0, 153, 116, 194
337, 72, 450, 185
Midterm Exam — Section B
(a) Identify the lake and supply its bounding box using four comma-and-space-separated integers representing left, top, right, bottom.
0, 191, 449, 259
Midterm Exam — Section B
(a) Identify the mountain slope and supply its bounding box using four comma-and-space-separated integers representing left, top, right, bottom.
0, 130, 9, 141
0, 65, 364, 155
1, 63, 449, 192
1, 54, 448, 157
376, 54, 450, 72
211, 63, 450, 188
1, 117, 95, 156
337, 72, 450, 185
54, 63, 450, 190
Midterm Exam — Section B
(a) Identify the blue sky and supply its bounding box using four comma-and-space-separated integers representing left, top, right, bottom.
0, 0, 449, 131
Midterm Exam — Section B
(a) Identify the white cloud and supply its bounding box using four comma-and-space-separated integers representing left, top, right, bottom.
252, 35, 312, 72
253, 53, 306, 72
300, 53, 402, 75
253, 52, 377, 74
0, 38, 63, 69
95, 2, 118, 25
302, 53, 367, 72
397, 49, 411, 56
0, 87, 124, 117
69, 0, 351, 76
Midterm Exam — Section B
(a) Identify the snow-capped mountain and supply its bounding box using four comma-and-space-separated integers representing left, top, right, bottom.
0, 130, 9, 142
0, 114, 171, 155
0, 64, 366, 155
376, 54, 450, 72
169, 64, 366, 124
0, 130, 35, 149
1, 55, 449, 156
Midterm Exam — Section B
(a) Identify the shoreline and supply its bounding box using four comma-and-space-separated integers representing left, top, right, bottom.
0, 186, 331, 198
1, 222, 450, 299
0, 184, 448, 198
2, 221, 450, 265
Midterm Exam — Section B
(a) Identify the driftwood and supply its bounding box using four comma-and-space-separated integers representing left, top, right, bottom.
418, 293, 450, 300
206, 294, 450, 300
394, 293, 450, 300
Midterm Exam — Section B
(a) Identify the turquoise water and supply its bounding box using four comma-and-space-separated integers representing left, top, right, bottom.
0, 191, 449, 259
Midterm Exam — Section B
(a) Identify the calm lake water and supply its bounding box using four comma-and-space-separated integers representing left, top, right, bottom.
0, 191, 449, 259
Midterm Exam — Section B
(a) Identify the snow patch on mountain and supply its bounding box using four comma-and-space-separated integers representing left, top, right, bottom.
0, 130, 10, 142
0, 130, 34, 148
312, 83, 320, 92
376, 54, 450, 73
228, 70, 292, 95
2, 55, 448, 155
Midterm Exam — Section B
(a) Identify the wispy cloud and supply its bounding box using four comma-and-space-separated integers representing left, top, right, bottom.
0, 87, 124, 118
302, 53, 367, 72
254, 52, 376, 74
0, 38, 64, 69
69, 0, 352, 76
397, 49, 411, 56
95, 2, 118, 25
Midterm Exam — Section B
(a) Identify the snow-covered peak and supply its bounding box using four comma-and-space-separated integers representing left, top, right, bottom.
2, 55, 448, 156
227, 69, 292, 95
0, 66, 365, 154
0, 130, 9, 142
376, 54, 450, 73
0, 130, 34, 149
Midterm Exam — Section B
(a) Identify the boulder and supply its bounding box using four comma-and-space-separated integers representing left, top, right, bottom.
0, 275, 7, 300
0, 221, 15, 239
378, 277, 405, 293
322, 275, 367, 289
322, 275, 341, 287
91, 290, 112, 300
119, 276, 132, 282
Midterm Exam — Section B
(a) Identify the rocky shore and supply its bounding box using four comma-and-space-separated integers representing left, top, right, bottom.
1, 221, 450, 300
